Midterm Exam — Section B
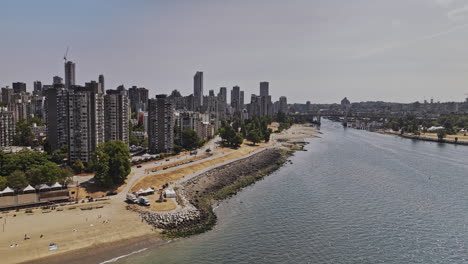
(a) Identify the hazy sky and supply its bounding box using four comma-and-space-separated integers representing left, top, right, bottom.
2, 0, 468, 103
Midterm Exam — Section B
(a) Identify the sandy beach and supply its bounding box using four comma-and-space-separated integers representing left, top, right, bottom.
0, 124, 318, 264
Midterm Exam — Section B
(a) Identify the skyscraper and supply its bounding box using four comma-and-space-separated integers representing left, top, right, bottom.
194, 71, 203, 109
260, 82, 269, 97
240, 91, 245, 109
218, 87, 227, 104
53, 76, 63, 85
148, 95, 174, 154
279, 96, 288, 113
230, 86, 240, 112
64, 61, 76, 89
33, 81, 42, 96
46, 83, 69, 151
128, 86, 149, 113
12, 82, 26, 94
104, 89, 129, 145
99, 74, 105, 93
1, 87, 13, 106
68, 84, 104, 163
0, 108, 15, 147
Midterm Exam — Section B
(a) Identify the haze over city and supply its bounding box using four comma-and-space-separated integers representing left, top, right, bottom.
2, 0, 468, 103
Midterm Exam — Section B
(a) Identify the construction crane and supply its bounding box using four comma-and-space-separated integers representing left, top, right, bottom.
63, 46, 69, 63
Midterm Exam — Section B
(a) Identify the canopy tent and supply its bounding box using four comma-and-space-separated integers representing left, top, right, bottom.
38, 184, 50, 191
23, 185, 36, 192
1, 187, 15, 194
137, 188, 155, 196
51, 182, 62, 189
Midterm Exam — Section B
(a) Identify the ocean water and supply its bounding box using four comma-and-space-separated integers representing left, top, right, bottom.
114, 121, 468, 264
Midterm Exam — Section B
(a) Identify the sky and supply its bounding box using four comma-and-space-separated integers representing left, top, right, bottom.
2, 0, 468, 104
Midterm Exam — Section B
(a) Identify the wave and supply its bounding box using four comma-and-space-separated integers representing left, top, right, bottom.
99, 248, 148, 264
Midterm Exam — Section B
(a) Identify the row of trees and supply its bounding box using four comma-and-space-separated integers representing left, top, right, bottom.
219, 115, 277, 147
384, 114, 468, 135
0, 150, 72, 190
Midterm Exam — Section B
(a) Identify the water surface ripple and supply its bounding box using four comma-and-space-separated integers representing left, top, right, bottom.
116, 121, 468, 264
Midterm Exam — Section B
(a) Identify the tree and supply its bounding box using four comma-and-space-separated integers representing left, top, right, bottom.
232, 133, 244, 147
129, 135, 139, 146
0, 176, 7, 190
437, 129, 447, 141
246, 129, 261, 145
14, 119, 35, 146
7, 170, 28, 190
26, 162, 72, 186
264, 128, 272, 142
93, 140, 131, 188
72, 159, 85, 174
181, 129, 199, 150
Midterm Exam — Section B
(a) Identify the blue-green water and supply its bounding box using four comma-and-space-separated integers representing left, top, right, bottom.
115, 121, 468, 264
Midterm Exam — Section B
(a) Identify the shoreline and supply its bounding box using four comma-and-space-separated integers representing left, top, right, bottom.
377, 130, 468, 146
5, 124, 317, 264
163, 147, 294, 238
25, 234, 166, 264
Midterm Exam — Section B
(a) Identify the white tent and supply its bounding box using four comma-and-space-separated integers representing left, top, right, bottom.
1, 187, 14, 194
51, 182, 62, 189
23, 185, 36, 192
165, 189, 176, 198
38, 184, 50, 191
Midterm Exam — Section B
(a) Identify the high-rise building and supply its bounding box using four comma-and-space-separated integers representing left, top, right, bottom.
46, 83, 69, 151
0, 108, 15, 147
260, 82, 269, 97
12, 82, 26, 94
11, 93, 33, 121
1, 87, 13, 106
128, 86, 149, 113
240, 91, 245, 109
33, 81, 42, 96
53, 76, 63, 85
194, 71, 203, 109
98, 74, 105, 92
259, 82, 273, 117
148, 94, 174, 154
230, 86, 241, 112
67, 84, 104, 163
217, 87, 227, 119
64, 61, 76, 89
104, 89, 129, 145
84, 80, 103, 94
218, 87, 227, 104
279, 96, 288, 113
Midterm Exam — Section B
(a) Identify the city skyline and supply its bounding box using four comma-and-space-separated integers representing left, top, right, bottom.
2, 0, 468, 103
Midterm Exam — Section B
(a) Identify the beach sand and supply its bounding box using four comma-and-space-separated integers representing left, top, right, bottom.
0, 201, 155, 264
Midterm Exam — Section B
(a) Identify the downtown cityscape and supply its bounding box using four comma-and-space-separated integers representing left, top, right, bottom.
2, 1, 468, 264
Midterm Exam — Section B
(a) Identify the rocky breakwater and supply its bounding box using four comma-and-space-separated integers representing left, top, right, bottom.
162, 147, 291, 237
139, 207, 200, 229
